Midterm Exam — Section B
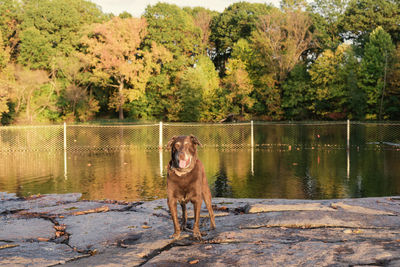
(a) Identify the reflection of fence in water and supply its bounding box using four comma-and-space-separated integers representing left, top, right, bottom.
0, 121, 400, 152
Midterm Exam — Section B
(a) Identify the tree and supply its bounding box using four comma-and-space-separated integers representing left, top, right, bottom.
55, 54, 99, 122
309, 0, 348, 50
18, 0, 105, 70
281, 63, 314, 120
2, 65, 57, 123
386, 44, 400, 119
177, 55, 221, 121
223, 59, 254, 117
183, 7, 219, 56
340, 0, 400, 46
359, 27, 395, 119
82, 17, 172, 120
143, 3, 202, 58
210, 2, 273, 74
252, 8, 314, 84
0, 31, 11, 122
309, 44, 359, 119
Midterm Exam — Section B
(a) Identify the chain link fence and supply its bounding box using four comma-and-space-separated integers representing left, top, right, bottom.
0, 121, 400, 152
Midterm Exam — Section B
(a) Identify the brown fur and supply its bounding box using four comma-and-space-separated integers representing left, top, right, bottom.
166, 135, 216, 240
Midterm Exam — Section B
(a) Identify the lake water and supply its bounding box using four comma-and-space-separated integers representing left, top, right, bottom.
1, 147, 399, 201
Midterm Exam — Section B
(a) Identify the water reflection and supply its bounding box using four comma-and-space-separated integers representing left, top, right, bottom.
0, 148, 399, 201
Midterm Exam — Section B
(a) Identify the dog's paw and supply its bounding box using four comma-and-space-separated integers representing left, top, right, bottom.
170, 232, 181, 240
192, 229, 202, 241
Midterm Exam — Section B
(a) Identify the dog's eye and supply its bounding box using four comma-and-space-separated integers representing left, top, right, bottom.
174, 143, 181, 149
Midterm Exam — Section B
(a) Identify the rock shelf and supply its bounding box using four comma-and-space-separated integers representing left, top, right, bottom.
1, 193, 400, 266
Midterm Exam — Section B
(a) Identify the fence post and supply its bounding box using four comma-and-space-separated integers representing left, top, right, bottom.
63, 122, 67, 179
347, 119, 350, 150
251, 120, 254, 148
159, 121, 163, 150
251, 121, 254, 175
159, 121, 163, 177
347, 119, 350, 179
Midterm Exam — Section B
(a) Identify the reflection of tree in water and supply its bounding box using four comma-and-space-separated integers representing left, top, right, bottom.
213, 162, 232, 197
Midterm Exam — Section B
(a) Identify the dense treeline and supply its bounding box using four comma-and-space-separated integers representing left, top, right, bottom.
0, 0, 399, 124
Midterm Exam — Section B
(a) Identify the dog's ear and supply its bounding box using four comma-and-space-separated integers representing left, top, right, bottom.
190, 135, 202, 147
167, 136, 177, 150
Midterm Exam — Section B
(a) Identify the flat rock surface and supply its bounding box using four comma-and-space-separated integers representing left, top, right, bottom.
1, 193, 400, 266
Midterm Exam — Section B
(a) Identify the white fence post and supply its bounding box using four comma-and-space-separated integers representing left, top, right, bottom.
347, 119, 350, 179
159, 121, 163, 177
347, 119, 350, 150
251, 120, 254, 148
63, 122, 67, 179
159, 121, 163, 150
251, 121, 254, 175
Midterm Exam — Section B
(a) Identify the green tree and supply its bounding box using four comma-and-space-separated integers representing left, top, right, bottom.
143, 3, 202, 58
340, 0, 400, 46
210, 2, 273, 74
281, 64, 314, 120
177, 56, 220, 121
18, 0, 105, 70
309, 44, 359, 119
360, 27, 395, 119
309, 0, 347, 50
386, 44, 400, 119
55, 54, 99, 122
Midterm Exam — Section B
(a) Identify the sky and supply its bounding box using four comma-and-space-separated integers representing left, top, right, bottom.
90, 0, 281, 17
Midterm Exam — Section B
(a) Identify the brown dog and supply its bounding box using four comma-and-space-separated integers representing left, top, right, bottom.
167, 135, 216, 240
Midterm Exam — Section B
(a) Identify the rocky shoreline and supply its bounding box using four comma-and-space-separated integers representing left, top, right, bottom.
1, 192, 400, 266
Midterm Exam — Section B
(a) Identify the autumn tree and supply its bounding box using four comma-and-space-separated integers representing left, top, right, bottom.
82, 17, 172, 120
252, 8, 313, 84
185, 7, 218, 56
223, 58, 254, 117
0, 0, 21, 58
0, 31, 11, 121
1, 65, 57, 123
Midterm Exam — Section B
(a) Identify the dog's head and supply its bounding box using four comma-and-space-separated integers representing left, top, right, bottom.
167, 135, 202, 170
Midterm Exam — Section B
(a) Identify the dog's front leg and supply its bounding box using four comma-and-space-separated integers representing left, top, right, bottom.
192, 198, 202, 240
167, 197, 181, 239
180, 202, 189, 231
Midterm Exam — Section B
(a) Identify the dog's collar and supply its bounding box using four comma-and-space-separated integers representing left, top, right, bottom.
170, 167, 192, 177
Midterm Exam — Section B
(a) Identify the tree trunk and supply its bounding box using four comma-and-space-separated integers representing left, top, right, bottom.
118, 81, 124, 120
